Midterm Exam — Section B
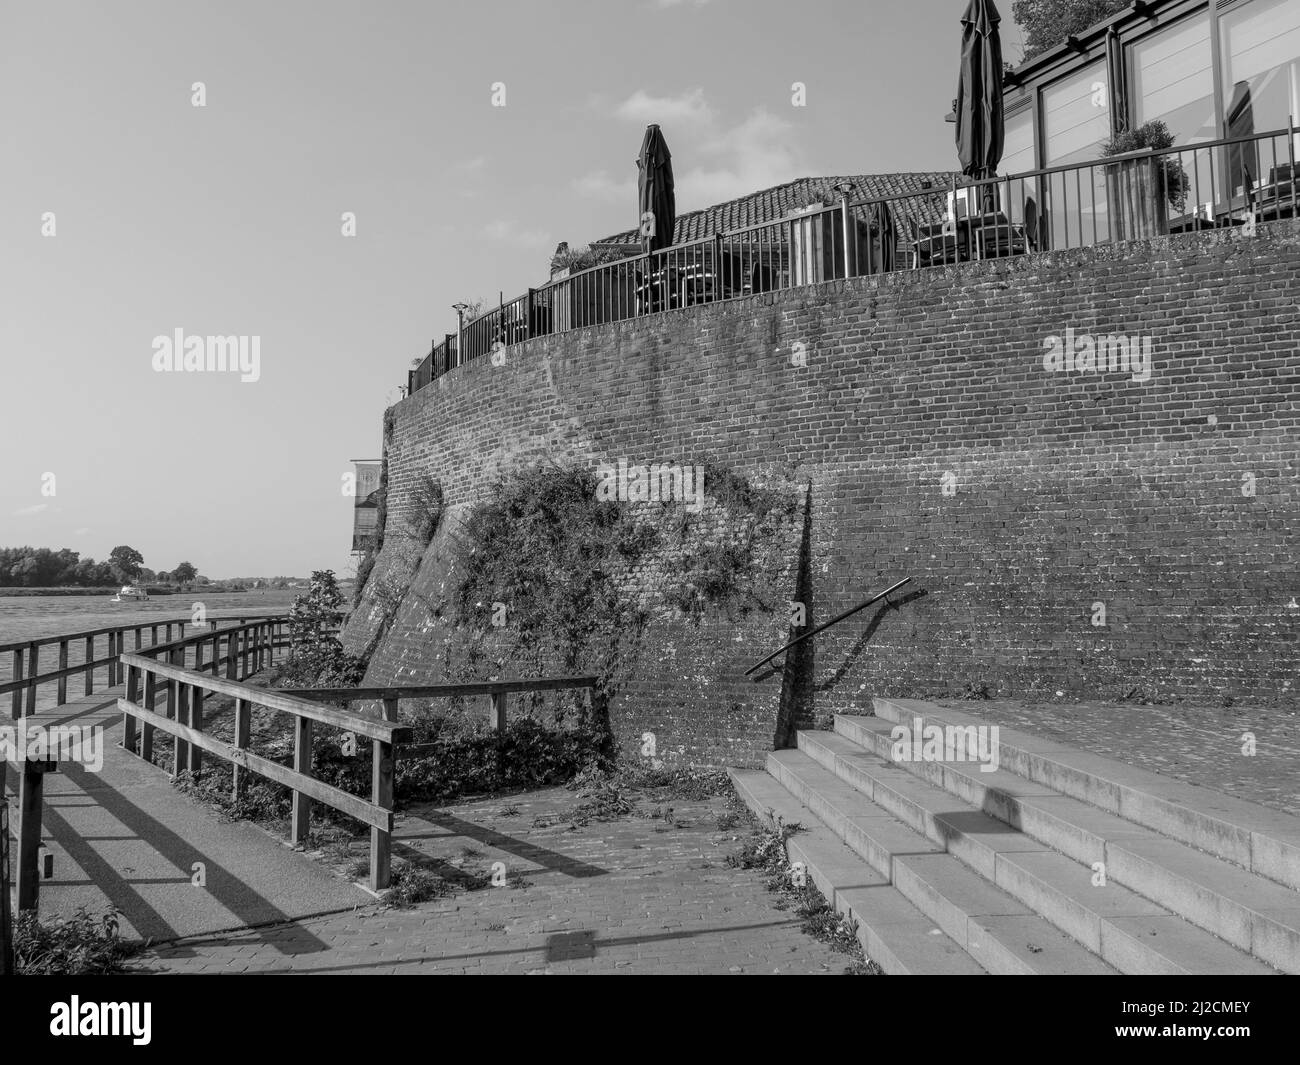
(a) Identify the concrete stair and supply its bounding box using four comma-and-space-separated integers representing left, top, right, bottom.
729, 698, 1300, 974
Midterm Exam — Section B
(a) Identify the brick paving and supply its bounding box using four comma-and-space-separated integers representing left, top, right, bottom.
127, 786, 856, 975
931, 697, 1300, 815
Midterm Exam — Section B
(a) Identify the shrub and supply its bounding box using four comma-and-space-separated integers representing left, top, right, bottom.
14, 908, 134, 975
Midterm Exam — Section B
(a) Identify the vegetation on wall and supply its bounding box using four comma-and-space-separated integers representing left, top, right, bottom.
451, 462, 799, 715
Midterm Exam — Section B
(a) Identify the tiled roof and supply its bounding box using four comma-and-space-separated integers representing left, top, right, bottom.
594, 172, 958, 245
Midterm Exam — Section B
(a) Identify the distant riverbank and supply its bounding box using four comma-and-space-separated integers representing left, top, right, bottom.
0, 588, 302, 655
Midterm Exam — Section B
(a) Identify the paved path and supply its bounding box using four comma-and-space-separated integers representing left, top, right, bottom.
3, 685, 366, 951
128, 788, 855, 974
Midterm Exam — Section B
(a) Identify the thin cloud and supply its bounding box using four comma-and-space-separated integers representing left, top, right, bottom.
14, 503, 49, 517
484, 219, 550, 248
616, 87, 713, 127
676, 107, 810, 210
572, 169, 637, 204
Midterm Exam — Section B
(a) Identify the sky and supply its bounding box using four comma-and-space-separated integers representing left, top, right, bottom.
0, 0, 1030, 579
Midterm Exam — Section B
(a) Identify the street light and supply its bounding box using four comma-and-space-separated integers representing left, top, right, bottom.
453, 302, 469, 367
833, 181, 856, 278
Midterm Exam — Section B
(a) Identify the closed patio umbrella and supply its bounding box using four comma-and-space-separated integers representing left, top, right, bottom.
637, 124, 676, 253
955, 0, 1004, 201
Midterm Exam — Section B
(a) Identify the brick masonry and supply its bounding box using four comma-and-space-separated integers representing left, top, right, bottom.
348, 220, 1300, 767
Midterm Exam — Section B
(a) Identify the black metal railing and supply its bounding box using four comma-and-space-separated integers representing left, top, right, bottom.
745, 577, 913, 678
408, 124, 1299, 397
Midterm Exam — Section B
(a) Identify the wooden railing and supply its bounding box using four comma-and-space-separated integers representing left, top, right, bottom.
282, 676, 604, 746
0, 612, 294, 720
116, 617, 408, 890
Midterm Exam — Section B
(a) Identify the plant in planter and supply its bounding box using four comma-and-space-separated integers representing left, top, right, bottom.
1100, 120, 1191, 239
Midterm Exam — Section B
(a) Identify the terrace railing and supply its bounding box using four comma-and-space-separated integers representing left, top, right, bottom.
408, 124, 1298, 397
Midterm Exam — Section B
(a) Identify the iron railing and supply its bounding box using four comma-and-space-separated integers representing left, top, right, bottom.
408, 124, 1299, 397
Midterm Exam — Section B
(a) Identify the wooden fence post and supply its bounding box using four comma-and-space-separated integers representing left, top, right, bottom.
173, 683, 190, 778
122, 664, 139, 755
232, 698, 250, 802
0, 803, 12, 974
490, 691, 507, 732
142, 671, 157, 762
16, 760, 47, 910
57, 640, 68, 705
10, 648, 22, 719
371, 738, 394, 891
291, 716, 313, 846
187, 680, 203, 777
24, 643, 38, 717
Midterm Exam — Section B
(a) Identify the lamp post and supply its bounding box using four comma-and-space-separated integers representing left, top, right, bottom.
453, 302, 469, 368
833, 180, 856, 278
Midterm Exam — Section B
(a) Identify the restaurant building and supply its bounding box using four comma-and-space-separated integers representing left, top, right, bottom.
1000, 0, 1298, 234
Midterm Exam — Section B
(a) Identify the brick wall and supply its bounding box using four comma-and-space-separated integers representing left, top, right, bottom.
350, 220, 1300, 766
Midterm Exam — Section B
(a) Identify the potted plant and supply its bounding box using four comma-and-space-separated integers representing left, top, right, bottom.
1101, 120, 1190, 240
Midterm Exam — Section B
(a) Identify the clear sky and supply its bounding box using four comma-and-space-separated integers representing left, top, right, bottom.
0, 0, 1029, 579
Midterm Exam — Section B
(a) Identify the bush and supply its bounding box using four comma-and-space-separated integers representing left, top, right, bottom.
14, 908, 133, 975
275, 570, 367, 689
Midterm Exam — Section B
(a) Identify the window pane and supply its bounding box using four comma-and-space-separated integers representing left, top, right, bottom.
1002, 107, 1035, 176
1042, 61, 1111, 247
1221, 0, 1300, 194
1043, 60, 1109, 166
1129, 12, 1215, 144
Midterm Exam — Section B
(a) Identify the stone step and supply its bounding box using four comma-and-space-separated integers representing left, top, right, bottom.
870, 696, 1300, 894
765, 750, 1117, 974
804, 727, 1283, 974
728, 769, 986, 975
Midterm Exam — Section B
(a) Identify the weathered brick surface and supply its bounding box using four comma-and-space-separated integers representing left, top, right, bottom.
352, 221, 1300, 766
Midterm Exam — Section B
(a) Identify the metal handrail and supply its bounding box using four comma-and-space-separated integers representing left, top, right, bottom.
744, 577, 912, 677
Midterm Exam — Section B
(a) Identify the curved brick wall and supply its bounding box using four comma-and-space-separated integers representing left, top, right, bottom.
349, 219, 1300, 766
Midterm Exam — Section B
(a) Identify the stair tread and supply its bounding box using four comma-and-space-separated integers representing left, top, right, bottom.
838, 713, 1300, 926
766, 752, 1117, 974
800, 728, 1285, 974
728, 770, 986, 974
871, 699, 1300, 840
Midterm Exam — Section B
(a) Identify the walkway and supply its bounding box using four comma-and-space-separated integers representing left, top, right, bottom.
3, 683, 365, 948
127, 787, 854, 974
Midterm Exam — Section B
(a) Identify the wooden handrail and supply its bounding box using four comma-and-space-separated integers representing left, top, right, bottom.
283, 676, 605, 739
282, 676, 598, 701
117, 639, 411, 892
0, 611, 294, 654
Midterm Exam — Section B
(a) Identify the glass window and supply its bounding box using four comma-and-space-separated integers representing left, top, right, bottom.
1220, 0, 1300, 194
1041, 61, 1112, 247
1129, 13, 1215, 144
1002, 105, 1035, 175
1043, 60, 1110, 166
1128, 13, 1215, 217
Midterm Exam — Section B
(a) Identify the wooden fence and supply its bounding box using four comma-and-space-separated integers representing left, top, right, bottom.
116, 617, 409, 890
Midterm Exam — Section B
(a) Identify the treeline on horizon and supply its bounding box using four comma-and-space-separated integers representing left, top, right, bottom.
0, 546, 308, 590
0, 545, 200, 588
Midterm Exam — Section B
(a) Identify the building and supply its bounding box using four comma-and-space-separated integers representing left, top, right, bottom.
1000, 0, 1298, 235
350, 459, 382, 554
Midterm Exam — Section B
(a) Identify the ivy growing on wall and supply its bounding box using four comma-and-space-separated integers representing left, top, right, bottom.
450, 461, 800, 720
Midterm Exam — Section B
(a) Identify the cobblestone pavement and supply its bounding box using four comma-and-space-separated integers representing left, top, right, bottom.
128, 786, 856, 975
931, 697, 1300, 815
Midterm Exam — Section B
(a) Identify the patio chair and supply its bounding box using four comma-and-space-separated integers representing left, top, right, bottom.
1024, 198, 1040, 252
